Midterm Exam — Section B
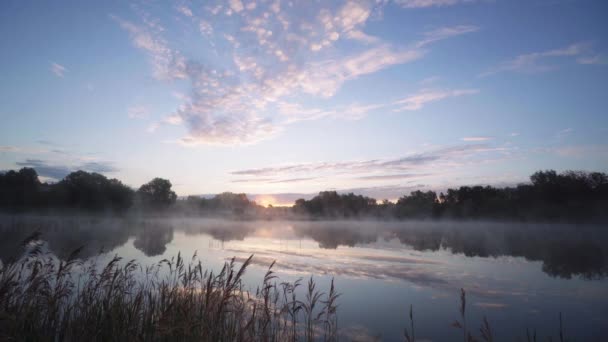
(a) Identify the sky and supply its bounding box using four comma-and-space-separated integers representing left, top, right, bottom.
1, 0, 607, 204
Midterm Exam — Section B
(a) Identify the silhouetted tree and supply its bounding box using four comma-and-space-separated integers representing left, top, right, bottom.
54, 171, 134, 211
137, 178, 177, 209
0, 168, 42, 208
293, 191, 376, 218
395, 191, 438, 218
1, 168, 607, 221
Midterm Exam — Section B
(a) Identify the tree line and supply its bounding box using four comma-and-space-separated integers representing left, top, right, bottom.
293, 170, 608, 221
0, 168, 176, 212
1, 168, 607, 221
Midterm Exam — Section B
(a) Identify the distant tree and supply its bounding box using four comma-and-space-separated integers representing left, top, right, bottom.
0, 168, 41, 207
293, 198, 308, 215
1, 167, 607, 221
395, 191, 438, 218
292, 191, 376, 218
56, 170, 134, 211
137, 178, 177, 209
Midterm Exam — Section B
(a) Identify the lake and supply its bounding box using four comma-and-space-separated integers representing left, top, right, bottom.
1, 215, 607, 341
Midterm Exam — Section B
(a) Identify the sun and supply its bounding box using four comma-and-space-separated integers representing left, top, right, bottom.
254, 195, 278, 207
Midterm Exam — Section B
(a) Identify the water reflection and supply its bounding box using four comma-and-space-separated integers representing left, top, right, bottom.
0, 216, 131, 260
0, 216, 606, 279
133, 222, 174, 256
291, 221, 608, 279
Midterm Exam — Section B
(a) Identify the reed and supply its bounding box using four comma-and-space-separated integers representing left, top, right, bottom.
0, 234, 339, 341
404, 288, 568, 342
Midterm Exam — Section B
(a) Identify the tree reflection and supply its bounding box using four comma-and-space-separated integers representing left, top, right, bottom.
294, 225, 377, 249
1, 217, 606, 279
0, 216, 131, 261
133, 222, 174, 256
292, 222, 608, 279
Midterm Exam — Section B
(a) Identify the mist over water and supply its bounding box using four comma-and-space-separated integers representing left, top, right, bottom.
1, 215, 607, 340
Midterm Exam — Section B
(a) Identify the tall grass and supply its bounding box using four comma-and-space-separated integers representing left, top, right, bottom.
0, 234, 339, 341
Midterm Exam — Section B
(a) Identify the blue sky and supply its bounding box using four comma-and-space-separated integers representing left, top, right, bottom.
1, 0, 607, 203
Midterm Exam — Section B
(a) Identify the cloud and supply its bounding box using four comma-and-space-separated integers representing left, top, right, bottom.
577, 55, 606, 65
114, 2, 479, 146
346, 30, 380, 44
270, 177, 317, 184
36, 139, 58, 146
199, 20, 213, 36
551, 144, 608, 158
480, 42, 598, 77
292, 46, 423, 98
231, 143, 504, 178
395, 0, 478, 8
393, 88, 479, 111
0, 145, 52, 154
146, 122, 160, 133
229, 0, 244, 13
232, 177, 317, 184
176, 5, 193, 17
231, 178, 276, 183
258, 44, 424, 100
79, 161, 119, 174
175, 105, 281, 146
16, 160, 71, 179
127, 105, 149, 119
356, 173, 429, 181
556, 127, 573, 138
416, 25, 479, 47
0, 146, 21, 153
277, 101, 386, 123
110, 15, 186, 80
15, 159, 119, 180
310, 1, 376, 51
50, 62, 67, 77
461, 136, 493, 141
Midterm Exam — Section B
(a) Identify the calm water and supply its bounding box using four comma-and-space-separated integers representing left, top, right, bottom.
1, 215, 607, 341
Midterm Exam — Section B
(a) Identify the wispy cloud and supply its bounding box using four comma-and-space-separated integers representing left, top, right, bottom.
556, 127, 573, 139
0, 146, 21, 153
576, 55, 606, 65
480, 42, 598, 77
0, 145, 51, 154
110, 14, 186, 80
0, 145, 19, 152
551, 144, 608, 158
233, 177, 318, 184
395, 0, 478, 9
393, 88, 479, 111
416, 25, 479, 47
127, 105, 149, 119
356, 173, 429, 181
15, 159, 119, 180
231, 178, 276, 183
50, 62, 67, 77
176, 5, 193, 17
231, 143, 508, 179
461, 136, 493, 142
270, 177, 317, 184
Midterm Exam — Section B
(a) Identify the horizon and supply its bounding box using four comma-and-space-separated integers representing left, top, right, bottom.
2, 0, 607, 204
